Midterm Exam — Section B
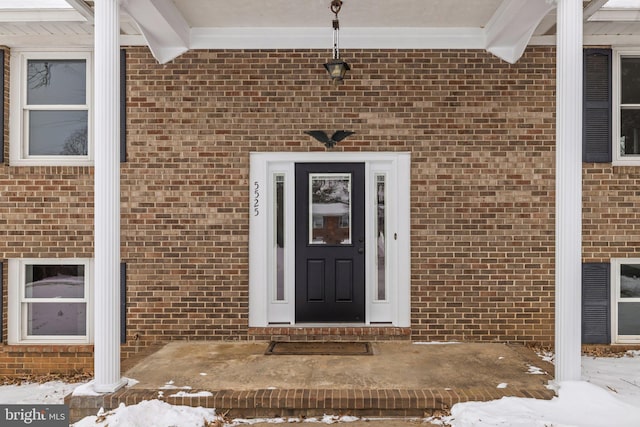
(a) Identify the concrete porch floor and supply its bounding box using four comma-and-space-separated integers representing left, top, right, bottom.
67, 341, 556, 422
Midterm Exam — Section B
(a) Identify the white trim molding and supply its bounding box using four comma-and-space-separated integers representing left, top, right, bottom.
249, 152, 411, 328
93, 0, 126, 394
554, 0, 583, 383
611, 258, 640, 344
7, 258, 94, 345
9, 48, 93, 167
612, 48, 640, 166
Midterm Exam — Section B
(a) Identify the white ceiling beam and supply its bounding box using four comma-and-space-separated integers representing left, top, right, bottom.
588, 8, 640, 21
0, 34, 147, 48
119, 0, 190, 64
583, 0, 611, 20
190, 27, 487, 50
484, 0, 557, 64
65, 0, 94, 24
0, 9, 84, 22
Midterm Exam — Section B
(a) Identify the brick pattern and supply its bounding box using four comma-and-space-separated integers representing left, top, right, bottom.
120, 47, 557, 349
1, 46, 565, 373
583, 165, 640, 261
66, 385, 556, 422
248, 327, 411, 342
0, 345, 93, 376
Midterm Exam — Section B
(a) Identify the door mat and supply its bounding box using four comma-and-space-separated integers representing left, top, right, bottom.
265, 341, 373, 356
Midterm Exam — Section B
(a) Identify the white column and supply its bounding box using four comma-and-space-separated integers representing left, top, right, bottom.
555, 0, 583, 382
94, 0, 126, 393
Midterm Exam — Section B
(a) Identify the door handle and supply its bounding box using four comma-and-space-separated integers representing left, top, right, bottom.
358, 247, 364, 254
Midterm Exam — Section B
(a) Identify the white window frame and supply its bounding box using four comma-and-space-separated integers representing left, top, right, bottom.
611, 258, 640, 344
8, 258, 94, 344
249, 152, 411, 327
9, 49, 93, 166
613, 49, 640, 166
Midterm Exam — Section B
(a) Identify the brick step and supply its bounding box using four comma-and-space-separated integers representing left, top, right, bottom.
248, 327, 412, 342
66, 386, 556, 422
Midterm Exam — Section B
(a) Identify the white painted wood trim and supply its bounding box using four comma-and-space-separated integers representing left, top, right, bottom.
554, 0, 583, 383
120, 0, 189, 64
7, 258, 94, 345
249, 152, 411, 328
248, 154, 269, 326
485, 0, 556, 64
9, 49, 94, 167
190, 27, 486, 51
611, 258, 640, 344
612, 49, 640, 166
396, 153, 412, 327
93, 0, 126, 394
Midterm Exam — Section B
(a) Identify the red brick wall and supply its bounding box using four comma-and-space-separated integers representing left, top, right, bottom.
1, 46, 564, 374
0, 345, 93, 376
583, 165, 640, 261
121, 47, 557, 348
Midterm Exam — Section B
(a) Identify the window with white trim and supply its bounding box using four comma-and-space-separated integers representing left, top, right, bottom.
9, 50, 93, 166
613, 50, 640, 165
612, 258, 640, 343
8, 259, 93, 344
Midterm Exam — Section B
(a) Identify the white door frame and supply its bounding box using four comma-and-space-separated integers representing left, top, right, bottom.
248, 152, 411, 327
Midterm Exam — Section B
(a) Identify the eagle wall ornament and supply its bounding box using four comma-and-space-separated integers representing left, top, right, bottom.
304, 130, 355, 148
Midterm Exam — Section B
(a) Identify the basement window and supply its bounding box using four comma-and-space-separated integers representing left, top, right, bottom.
612, 258, 640, 343
8, 258, 93, 344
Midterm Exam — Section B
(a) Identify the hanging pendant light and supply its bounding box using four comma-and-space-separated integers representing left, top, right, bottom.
323, 0, 350, 83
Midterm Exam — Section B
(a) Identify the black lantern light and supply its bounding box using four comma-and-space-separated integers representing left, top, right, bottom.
324, 0, 350, 83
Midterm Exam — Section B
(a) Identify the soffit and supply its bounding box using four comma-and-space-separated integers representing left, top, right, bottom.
175, 0, 501, 28
2, 0, 640, 63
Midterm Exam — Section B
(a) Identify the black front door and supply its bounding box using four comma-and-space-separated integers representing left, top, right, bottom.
295, 163, 365, 322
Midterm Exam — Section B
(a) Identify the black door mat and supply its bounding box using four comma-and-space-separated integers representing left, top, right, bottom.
265, 341, 373, 356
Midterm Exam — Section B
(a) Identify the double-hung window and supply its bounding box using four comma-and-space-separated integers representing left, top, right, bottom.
8, 259, 93, 344
612, 259, 640, 343
10, 50, 92, 166
614, 50, 640, 165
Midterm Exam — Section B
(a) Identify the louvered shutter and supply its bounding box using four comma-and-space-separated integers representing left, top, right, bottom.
1, 50, 4, 164
121, 262, 127, 344
583, 49, 612, 163
0, 261, 3, 343
120, 49, 127, 163
582, 262, 611, 344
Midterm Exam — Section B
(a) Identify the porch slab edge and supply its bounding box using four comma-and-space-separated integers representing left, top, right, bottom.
66, 387, 556, 423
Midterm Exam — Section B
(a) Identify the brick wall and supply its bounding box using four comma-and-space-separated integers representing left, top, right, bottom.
122, 46, 558, 348
1, 46, 565, 374
583, 165, 640, 261
0, 345, 93, 376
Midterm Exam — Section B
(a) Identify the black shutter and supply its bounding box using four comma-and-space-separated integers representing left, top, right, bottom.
583, 49, 612, 163
1, 50, 4, 164
582, 262, 611, 344
0, 261, 3, 343
120, 49, 127, 163
120, 262, 126, 344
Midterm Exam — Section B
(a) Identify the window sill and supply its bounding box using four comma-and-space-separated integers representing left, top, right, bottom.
9, 159, 94, 167
612, 158, 640, 167
7, 339, 92, 346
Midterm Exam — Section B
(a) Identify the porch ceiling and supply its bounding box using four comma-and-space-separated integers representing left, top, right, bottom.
0, 0, 637, 64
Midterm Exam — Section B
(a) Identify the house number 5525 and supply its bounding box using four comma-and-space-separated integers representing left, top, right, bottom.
253, 181, 260, 216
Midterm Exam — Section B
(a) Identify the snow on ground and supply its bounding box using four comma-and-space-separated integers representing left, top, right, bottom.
0, 351, 639, 426
444, 350, 640, 427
